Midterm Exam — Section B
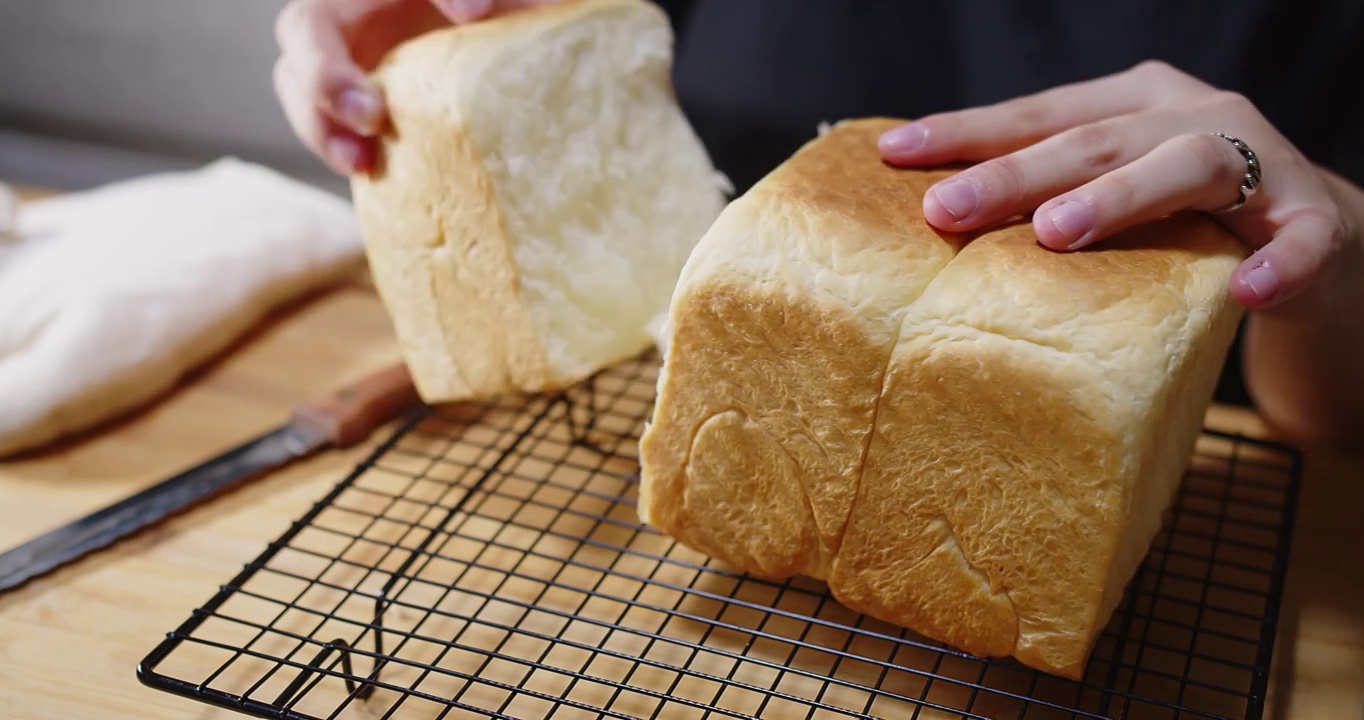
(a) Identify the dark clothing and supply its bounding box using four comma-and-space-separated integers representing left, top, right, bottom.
652, 0, 1364, 406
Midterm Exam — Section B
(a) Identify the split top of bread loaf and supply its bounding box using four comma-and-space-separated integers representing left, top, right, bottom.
351, 0, 726, 403
638, 117, 1247, 679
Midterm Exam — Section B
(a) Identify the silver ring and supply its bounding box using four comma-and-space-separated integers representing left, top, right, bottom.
1211, 132, 1262, 212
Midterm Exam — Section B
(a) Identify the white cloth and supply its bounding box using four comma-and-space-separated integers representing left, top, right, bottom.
0, 158, 364, 457
0, 180, 17, 236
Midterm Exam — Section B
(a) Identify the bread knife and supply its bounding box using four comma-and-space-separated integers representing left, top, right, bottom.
0, 363, 422, 594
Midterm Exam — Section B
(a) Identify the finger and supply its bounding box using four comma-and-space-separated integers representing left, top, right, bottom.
1029, 132, 1253, 250
274, 58, 377, 175
430, 0, 494, 22
1230, 209, 1346, 310
879, 60, 1210, 165
275, 0, 385, 135
348, 0, 451, 68
919, 111, 1183, 231
430, 0, 559, 22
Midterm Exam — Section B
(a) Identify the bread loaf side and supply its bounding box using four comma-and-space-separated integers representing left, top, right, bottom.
351, 0, 727, 403
638, 117, 1247, 679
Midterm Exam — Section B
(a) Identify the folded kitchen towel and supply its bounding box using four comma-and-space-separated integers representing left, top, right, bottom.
0, 158, 364, 458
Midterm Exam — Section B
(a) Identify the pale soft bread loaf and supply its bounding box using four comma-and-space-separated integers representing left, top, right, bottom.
638, 117, 1247, 679
351, 0, 726, 403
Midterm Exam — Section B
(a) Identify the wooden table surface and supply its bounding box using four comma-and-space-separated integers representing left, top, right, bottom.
1, 187, 1361, 720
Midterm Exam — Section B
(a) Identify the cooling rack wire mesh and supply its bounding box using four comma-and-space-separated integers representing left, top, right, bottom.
138, 351, 1300, 720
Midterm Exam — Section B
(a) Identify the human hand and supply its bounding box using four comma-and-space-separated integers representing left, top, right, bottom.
273, 0, 560, 175
877, 61, 1363, 313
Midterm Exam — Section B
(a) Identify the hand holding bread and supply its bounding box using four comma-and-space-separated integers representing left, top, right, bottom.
272, 0, 563, 175
343, 0, 727, 402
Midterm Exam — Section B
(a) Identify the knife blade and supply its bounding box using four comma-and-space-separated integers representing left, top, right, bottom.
0, 362, 421, 594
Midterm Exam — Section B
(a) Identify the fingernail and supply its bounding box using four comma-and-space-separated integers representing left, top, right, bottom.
1045, 200, 1095, 246
930, 179, 980, 220
337, 87, 381, 133
441, 0, 493, 21
878, 123, 927, 155
1242, 260, 1280, 300
328, 136, 361, 173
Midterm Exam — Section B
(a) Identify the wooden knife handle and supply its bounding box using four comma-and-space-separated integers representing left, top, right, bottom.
292, 363, 423, 448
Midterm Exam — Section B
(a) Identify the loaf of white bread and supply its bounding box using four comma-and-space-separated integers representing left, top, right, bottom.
351, 0, 727, 403
638, 118, 1248, 679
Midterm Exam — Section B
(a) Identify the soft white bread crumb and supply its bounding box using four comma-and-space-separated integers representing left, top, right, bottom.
638, 118, 1247, 679
351, 0, 726, 403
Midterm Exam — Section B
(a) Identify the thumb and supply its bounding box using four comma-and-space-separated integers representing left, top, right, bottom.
1230, 208, 1345, 311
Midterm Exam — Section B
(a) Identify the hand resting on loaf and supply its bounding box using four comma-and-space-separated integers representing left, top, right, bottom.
878, 60, 1364, 446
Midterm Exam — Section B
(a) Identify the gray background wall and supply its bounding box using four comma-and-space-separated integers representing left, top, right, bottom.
0, 0, 345, 194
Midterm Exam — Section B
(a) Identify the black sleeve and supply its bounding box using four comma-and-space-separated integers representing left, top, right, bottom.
1213, 323, 1252, 407
648, 0, 697, 32
1325, 65, 1364, 189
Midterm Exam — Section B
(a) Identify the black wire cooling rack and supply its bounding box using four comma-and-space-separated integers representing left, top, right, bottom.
137, 351, 1302, 720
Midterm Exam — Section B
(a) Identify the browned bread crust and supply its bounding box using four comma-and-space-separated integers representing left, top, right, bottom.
639, 117, 1246, 679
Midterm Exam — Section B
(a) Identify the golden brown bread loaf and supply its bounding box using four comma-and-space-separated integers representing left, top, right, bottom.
350, 0, 726, 403
637, 117, 1248, 679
